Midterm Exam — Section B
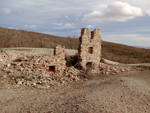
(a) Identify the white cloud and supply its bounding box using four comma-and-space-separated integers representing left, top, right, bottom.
1, 8, 11, 14
42, 31, 57, 35
75, 14, 81, 20
7, 27, 18, 29
3, 26, 17, 29
83, 1, 143, 22
96, 4, 107, 8
53, 23, 76, 29
103, 34, 150, 47
65, 23, 76, 28
65, 16, 70, 20
75, 13, 81, 17
24, 25, 37, 29
52, 22, 63, 26
1, 0, 150, 47
86, 25, 94, 28
146, 10, 150, 16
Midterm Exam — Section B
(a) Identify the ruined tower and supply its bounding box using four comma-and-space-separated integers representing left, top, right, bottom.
78, 28, 102, 70
48, 45, 66, 74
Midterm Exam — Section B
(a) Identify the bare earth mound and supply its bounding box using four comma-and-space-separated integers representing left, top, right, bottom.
0, 70, 150, 113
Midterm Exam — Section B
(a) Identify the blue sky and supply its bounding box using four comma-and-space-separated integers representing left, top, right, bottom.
0, 0, 150, 48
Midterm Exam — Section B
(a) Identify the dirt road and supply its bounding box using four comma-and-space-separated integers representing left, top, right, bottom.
0, 69, 150, 113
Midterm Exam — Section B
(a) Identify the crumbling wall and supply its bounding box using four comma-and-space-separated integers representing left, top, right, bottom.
13, 45, 66, 76
78, 28, 102, 70
53, 45, 66, 74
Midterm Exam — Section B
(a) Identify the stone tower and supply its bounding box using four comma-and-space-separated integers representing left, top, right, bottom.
78, 28, 102, 70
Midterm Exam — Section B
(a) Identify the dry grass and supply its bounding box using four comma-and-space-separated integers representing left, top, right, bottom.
0, 27, 78, 49
102, 41, 150, 64
0, 27, 150, 64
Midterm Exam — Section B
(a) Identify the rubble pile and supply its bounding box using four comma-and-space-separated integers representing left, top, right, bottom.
80, 63, 131, 76
0, 49, 133, 88
8, 45, 66, 76
12, 55, 62, 77
0, 28, 135, 88
0, 53, 132, 88
0, 51, 20, 68
1, 65, 82, 88
99, 63, 131, 75
0, 54, 82, 88
65, 66, 81, 81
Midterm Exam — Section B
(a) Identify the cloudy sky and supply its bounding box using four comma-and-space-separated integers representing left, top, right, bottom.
0, 0, 150, 48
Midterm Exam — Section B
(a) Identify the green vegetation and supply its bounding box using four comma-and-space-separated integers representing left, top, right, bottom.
0, 27, 150, 64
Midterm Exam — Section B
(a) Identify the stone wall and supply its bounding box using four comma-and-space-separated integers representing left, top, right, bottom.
12, 45, 66, 76
0, 28, 102, 76
78, 28, 102, 70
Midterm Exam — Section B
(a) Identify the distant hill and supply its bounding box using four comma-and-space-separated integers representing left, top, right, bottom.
0, 27, 150, 64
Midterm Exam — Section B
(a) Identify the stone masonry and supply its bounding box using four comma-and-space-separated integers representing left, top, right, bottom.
12, 45, 66, 76
47, 45, 66, 75
78, 28, 102, 70
0, 28, 133, 88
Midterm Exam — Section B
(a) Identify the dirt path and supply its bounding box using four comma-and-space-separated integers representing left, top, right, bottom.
0, 47, 77, 56
0, 70, 150, 113
102, 58, 150, 67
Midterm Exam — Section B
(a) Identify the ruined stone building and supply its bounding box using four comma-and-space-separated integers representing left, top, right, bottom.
12, 45, 66, 76
78, 28, 102, 70
47, 45, 66, 74
0, 28, 102, 77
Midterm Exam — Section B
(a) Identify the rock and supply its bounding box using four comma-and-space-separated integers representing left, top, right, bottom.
111, 72, 116, 75
27, 82, 31, 85
106, 72, 109, 75
3, 75, 7, 79
11, 77, 15, 80
32, 82, 37, 86
7, 63, 11, 67
0, 58, 3, 62
17, 81, 22, 85
120, 79, 125, 82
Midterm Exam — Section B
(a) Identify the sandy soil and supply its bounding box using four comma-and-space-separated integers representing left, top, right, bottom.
0, 69, 150, 113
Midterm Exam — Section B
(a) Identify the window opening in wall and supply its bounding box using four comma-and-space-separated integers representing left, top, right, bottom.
86, 62, 93, 68
91, 31, 94, 39
49, 66, 56, 72
88, 47, 93, 54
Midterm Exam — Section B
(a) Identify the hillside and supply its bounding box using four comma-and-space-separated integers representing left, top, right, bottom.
0, 27, 78, 49
0, 27, 150, 64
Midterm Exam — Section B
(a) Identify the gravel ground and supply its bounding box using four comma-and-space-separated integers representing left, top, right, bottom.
0, 69, 150, 113
0, 47, 150, 113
